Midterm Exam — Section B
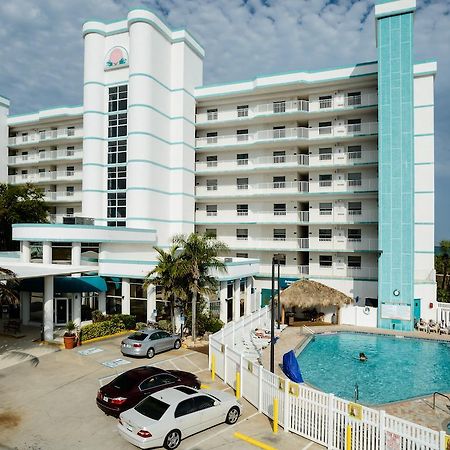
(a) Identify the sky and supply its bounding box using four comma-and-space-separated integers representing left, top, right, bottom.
0, 0, 448, 243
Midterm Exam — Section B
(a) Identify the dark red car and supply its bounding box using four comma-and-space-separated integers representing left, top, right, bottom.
96, 366, 201, 417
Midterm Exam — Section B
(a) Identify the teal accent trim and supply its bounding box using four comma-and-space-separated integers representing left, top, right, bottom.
375, 7, 416, 20
83, 189, 105, 193
0, 251, 20, 259
414, 162, 434, 166
128, 159, 194, 174
129, 73, 195, 98
99, 273, 146, 279
12, 223, 156, 233
84, 80, 128, 87
127, 131, 195, 150
414, 104, 434, 109
83, 136, 106, 141
128, 104, 195, 125
8, 104, 82, 119
414, 251, 435, 254
83, 163, 105, 168
127, 187, 195, 198
415, 222, 434, 225
414, 133, 434, 137
127, 217, 195, 224
99, 259, 158, 265
84, 110, 107, 115
414, 191, 434, 194
218, 272, 259, 282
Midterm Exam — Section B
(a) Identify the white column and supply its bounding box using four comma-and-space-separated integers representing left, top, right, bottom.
121, 278, 130, 315
20, 291, 31, 324
43, 275, 54, 341
71, 242, 81, 266
245, 277, 253, 315
98, 291, 106, 314
233, 279, 241, 321
73, 293, 81, 327
146, 284, 157, 323
219, 281, 228, 324
21, 241, 30, 263
42, 241, 52, 264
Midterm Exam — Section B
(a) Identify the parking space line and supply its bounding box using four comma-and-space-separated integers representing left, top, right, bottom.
234, 432, 277, 450
184, 355, 202, 371
303, 442, 314, 449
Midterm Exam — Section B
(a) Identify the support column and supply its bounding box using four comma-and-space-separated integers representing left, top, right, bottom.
146, 284, 157, 323
98, 291, 106, 314
233, 279, 241, 322
219, 281, 228, 324
122, 278, 130, 315
42, 241, 52, 264
21, 241, 30, 263
71, 242, 81, 266
43, 275, 54, 341
20, 291, 31, 324
245, 277, 253, 316
73, 293, 81, 327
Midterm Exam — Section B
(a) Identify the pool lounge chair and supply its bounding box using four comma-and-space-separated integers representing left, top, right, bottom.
428, 320, 439, 333
417, 319, 428, 332
439, 324, 450, 335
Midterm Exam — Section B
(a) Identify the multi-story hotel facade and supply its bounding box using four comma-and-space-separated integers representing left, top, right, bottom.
0, 0, 437, 338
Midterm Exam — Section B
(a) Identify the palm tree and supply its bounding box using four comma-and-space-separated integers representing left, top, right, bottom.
143, 245, 186, 333
173, 233, 228, 342
0, 267, 19, 306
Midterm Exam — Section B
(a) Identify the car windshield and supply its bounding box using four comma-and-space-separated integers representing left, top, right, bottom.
112, 373, 135, 390
135, 397, 170, 420
128, 333, 148, 341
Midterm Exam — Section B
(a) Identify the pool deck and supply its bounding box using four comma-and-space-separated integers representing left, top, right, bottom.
261, 324, 450, 431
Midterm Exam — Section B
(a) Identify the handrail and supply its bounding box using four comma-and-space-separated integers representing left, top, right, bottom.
432, 391, 450, 409
303, 326, 315, 335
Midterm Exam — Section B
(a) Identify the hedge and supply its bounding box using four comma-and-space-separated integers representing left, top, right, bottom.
80, 314, 136, 341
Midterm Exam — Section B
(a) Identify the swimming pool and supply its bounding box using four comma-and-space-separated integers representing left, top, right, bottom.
296, 332, 450, 405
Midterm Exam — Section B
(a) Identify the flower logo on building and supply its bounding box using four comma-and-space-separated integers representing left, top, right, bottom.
105, 47, 128, 70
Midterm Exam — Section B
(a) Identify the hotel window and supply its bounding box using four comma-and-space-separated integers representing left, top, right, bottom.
21, 132, 28, 142
319, 174, 332, 187
66, 146, 75, 157
52, 242, 72, 264
348, 201, 362, 215
108, 166, 127, 190
347, 91, 362, 106
237, 204, 248, 216
205, 228, 217, 238
319, 147, 332, 161
237, 153, 248, 165
206, 132, 218, 144
348, 118, 361, 133
237, 105, 248, 117
108, 140, 127, 164
348, 145, 362, 159
67, 126, 75, 136
319, 229, 332, 241
66, 186, 74, 196
206, 179, 217, 191
39, 149, 46, 159
319, 95, 332, 109
273, 229, 286, 241
273, 176, 285, 189
207, 108, 218, 121
206, 155, 217, 167
319, 255, 333, 267
274, 254, 286, 266
108, 113, 127, 138
236, 229, 248, 240
348, 172, 362, 186
107, 192, 126, 226
273, 126, 286, 138
66, 166, 74, 176
236, 252, 248, 258
273, 150, 286, 163
21, 169, 28, 179
348, 255, 362, 269
348, 229, 362, 241
206, 205, 217, 216
319, 121, 332, 135
108, 85, 128, 112
236, 129, 248, 142
319, 202, 332, 215
273, 101, 286, 113
274, 203, 286, 215
237, 178, 248, 190
66, 208, 74, 216
21, 151, 28, 161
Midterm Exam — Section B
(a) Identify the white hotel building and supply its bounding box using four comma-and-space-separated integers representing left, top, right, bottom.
0, 0, 437, 339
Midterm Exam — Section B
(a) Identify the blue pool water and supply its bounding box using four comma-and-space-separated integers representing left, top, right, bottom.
296, 332, 450, 405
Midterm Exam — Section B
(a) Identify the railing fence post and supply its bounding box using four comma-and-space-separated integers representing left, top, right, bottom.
258, 364, 263, 412
378, 410, 385, 450
240, 354, 244, 397
284, 378, 290, 432
223, 344, 228, 384
439, 431, 446, 450
208, 337, 212, 370
327, 393, 335, 450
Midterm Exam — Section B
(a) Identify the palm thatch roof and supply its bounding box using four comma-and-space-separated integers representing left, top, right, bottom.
279, 279, 352, 309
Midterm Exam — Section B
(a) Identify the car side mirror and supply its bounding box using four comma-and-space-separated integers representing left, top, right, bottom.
214, 400, 220, 406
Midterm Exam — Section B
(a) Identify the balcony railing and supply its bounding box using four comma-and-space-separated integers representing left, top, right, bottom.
8, 170, 82, 184
196, 210, 310, 223
44, 191, 82, 202
195, 93, 378, 123
195, 122, 378, 148
311, 238, 378, 251
256, 264, 377, 279
8, 129, 81, 146
8, 148, 83, 165
221, 237, 310, 250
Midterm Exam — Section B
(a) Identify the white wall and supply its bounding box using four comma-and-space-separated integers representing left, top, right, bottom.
0, 96, 10, 183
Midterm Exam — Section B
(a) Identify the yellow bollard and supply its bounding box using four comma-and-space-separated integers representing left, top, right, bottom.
211, 354, 215, 381
346, 425, 352, 450
273, 398, 279, 434
236, 372, 241, 399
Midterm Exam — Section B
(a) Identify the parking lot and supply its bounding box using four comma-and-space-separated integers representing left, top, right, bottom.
0, 333, 322, 450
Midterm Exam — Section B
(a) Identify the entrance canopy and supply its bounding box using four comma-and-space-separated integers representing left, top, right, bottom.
20, 276, 107, 293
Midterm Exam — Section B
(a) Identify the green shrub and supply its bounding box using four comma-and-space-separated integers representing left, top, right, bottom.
80, 314, 137, 341
184, 313, 224, 337
135, 322, 148, 330
204, 317, 224, 334
91, 310, 105, 323
157, 319, 172, 332
114, 314, 137, 330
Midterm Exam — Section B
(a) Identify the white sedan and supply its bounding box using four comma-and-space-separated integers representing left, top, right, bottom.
118, 385, 242, 449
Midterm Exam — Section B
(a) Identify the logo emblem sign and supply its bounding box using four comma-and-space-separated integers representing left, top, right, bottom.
105, 47, 128, 70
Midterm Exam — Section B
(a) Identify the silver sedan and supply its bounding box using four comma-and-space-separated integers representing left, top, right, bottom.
121, 329, 182, 358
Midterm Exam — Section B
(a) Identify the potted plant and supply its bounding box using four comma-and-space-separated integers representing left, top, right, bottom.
63, 321, 77, 349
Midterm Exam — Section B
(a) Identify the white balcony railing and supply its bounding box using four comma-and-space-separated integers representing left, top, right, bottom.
8, 148, 83, 165
196, 122, 378, 148
195, 93, 378, 123
311, 238, 378, 251
312, 265, 378, 279
221, 237, 310, 250
8, 170, 82, 184
196, 210, 310, 223
44, 191, 82, 202
8, 128, 81, 146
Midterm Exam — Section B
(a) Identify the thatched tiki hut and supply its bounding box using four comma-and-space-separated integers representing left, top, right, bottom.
279, 279, 352, 324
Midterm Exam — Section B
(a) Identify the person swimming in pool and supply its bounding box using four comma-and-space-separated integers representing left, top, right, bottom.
359, 352, 368, 362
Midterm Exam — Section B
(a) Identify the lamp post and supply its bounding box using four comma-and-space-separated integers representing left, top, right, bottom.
270, 255, 281, 374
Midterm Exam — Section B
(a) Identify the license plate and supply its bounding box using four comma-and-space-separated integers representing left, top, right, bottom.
103, 395, 109, 402
126, 424, 133, 432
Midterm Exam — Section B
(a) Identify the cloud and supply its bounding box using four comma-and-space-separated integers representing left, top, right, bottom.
0, 0, 448, 240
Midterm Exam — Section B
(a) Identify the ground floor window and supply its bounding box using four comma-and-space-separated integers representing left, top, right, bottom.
106, 297, 122, 315
130, 299, 147, 323
30, 292, 43, 322
106, 278, 122, 314
81, 293, 99, 321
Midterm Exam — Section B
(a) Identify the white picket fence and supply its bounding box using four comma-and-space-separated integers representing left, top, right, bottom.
209, 307, 447, 450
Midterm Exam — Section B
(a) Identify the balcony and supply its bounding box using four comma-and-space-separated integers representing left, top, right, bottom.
44, 191, 82, 202
196, 210, 310, 224
8, 148, 83, 165
222, 237, 310, 251
48, 213, 81, 224
258, 264, 310, 277
256, 264, 378, 279
8, 169, 82, 184
311, 238, 378, 251
8, 128, 82, 147
195, 93, 378, 124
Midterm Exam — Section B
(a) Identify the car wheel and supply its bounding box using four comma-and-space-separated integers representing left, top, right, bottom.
225, 406, 240, 425
147, 348, 155, 359
164, 429, 181, 450
174, 339, 181, 349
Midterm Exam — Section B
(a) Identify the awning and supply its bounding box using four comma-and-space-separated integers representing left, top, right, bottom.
20, 276, 107, 293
